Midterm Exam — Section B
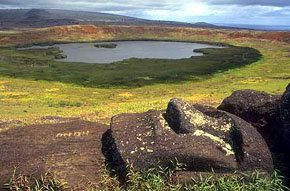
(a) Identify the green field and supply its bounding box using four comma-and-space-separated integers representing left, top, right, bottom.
0, 37, 289, 128
0, 45, 260, 87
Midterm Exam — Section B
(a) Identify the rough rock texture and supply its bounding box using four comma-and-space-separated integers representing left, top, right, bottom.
217, 89, 281, 147
280, 84, 290, 151
0, 119, 108, 190
102, 99, 273, 181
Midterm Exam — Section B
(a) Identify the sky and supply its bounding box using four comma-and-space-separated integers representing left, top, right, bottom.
0, 0, 290, 25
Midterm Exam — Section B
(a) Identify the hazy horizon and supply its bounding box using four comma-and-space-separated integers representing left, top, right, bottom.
0, 0, 289, 26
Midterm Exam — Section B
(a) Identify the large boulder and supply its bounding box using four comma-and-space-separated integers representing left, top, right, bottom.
102, 99, 273, 181
0, 119, 109, 190
217, 89, 281, 147
280, 84, 290, 151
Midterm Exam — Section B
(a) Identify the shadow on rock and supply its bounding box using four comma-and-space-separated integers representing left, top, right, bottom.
102, 98, 273, 183
218, 83, 290, 186
101, 129, 128, 183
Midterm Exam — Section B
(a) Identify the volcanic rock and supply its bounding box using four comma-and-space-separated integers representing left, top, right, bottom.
280, 84, 290, 151
0, 119, 109, 190
102, 98, 273, 181
218, 89, 281, 147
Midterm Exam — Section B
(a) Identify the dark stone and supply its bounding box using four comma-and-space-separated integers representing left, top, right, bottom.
0, 119, 109, 190
217, 89, 281, 148
280, 84, 290, 151
165, 98, 196, 133
103, 99, 273, 181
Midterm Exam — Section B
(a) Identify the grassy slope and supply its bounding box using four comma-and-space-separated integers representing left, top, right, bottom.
0, 46, 260, 87
0, 26, 289, 127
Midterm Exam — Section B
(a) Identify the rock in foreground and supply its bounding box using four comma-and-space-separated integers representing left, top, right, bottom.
217, 89, 281, 148
280, 84, 290, 151
0, 119, 108, 190
102, 99, 273, 181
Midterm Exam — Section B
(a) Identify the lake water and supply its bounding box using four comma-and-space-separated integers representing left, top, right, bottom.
21, 41, 220, 63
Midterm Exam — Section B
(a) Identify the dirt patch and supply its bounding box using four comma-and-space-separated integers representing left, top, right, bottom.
0, 119, 108, 190
0, 120, 22, 128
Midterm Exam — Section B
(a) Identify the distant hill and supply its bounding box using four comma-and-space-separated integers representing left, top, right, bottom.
24, 9, 51, 20
215, 23, 290, 31
0, 9, 227, 30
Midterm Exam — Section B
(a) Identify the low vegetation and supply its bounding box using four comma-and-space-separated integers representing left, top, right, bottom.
94, 43, 117, 48
0, 35, 288, 126
0, 45, 261, 88
1, 26, 289, 47
110, 169, 288, 191
3, 166, 289, 191
3, 170, 68, 191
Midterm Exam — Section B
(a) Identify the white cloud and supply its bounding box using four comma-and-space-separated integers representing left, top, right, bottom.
0, 0, 289, 25
141, 2, 224, 21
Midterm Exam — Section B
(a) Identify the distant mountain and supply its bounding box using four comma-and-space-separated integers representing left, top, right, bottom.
0, 9, 226, 30
24, 9, 51, 20
193, 22, 216, 27
214, 23, 290, 31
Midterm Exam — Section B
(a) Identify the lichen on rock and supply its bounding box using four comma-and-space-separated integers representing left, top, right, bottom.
193, 129, 234, 156
103, 98, 273, 181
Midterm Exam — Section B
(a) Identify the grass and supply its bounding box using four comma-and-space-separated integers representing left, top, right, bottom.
4, 165, 289, 191
0, 31, 21, 34
3, 169, 68, 191
118, 168, 289, 191
0, 37, 289, 126
0, 45, 261, 88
